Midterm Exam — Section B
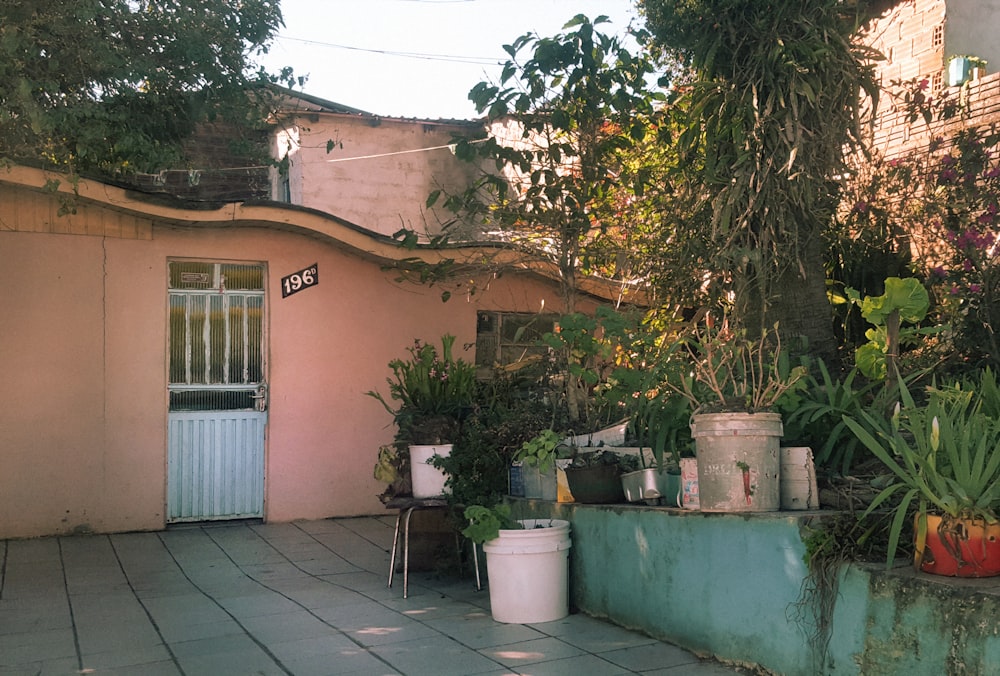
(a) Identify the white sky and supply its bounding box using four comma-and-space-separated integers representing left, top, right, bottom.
257, 0, 642, 120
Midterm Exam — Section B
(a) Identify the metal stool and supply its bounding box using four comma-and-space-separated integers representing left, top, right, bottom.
386, 497, 481, 598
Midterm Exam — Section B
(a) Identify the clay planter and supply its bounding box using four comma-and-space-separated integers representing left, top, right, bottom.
917, 514, 1000, 577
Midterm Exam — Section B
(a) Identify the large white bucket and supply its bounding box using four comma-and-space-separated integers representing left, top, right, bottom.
409, 444, 452, 498
483, 519, 571, 623
691, 412, 782, 512
780, 446, 820, 510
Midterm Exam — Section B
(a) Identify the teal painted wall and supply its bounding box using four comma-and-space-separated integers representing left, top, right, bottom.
516, 500, 1000, 676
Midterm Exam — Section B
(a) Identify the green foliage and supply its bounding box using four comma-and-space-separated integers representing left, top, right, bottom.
641, 0, 879, 351
368, 335, 476, 419
514, 429, 567, 475
0, 0, 291, 177
440, 15, 665, 313
840, 77, 1000, 372
435, 368, 560, 510
844, 377, 1000, 568
598, 308, 694, 468
461, 504, 518, 544
782, 361, 883, 475
848, 277, 939, 380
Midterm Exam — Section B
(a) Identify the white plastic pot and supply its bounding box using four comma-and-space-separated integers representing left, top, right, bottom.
409, 444, 452, 498
780, 446, 820, 510
483, 519, 571, 623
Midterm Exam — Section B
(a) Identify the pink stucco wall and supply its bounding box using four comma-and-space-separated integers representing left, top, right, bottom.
0, 179, 582, 538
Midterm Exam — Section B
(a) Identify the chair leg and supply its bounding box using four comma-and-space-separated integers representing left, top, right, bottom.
471, 540, 482, 591
402, 507, 416, 599
388, 509, 403, 589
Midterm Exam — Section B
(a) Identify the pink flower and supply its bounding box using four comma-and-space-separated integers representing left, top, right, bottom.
919, 78, 930, 91
970, 284, 983, 293
931, 266, 947, 278
853, 200, 869, 214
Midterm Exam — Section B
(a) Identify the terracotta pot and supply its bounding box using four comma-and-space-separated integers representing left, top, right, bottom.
917, 513, 1000, 577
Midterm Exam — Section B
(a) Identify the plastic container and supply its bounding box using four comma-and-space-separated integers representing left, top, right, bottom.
680, 457, 699, 509
780, 446, 820, 510
483, 519, 572, 623
691, 413, 782, 512
621, 468, 681, 506
409, 444, 451, 498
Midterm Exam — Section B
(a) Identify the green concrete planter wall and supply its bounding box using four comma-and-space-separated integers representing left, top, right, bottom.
512, 499, 1000, 675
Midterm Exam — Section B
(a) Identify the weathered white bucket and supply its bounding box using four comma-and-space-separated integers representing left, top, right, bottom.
691, 412, 782, 512
780, 446, 820, 510
409, 444, 451, 498
483, 519, 571, 623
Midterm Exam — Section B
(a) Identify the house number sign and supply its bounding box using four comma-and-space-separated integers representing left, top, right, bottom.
281, 263, 318, 298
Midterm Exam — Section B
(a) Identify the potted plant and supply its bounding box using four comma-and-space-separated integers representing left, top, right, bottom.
462, 504, 572, 623
671, 318, 807, 512
368, 334, 476, 498
513, 429, 574, 501
844, 375, 1000, 577
622, 392, 691, 506
563, 449, 637, 504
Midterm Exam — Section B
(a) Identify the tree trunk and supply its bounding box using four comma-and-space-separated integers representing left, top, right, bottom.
767, 232, 838, 366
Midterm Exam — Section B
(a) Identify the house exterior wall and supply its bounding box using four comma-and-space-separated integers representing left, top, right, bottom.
0, 171, 588, 539
862, 0, 1000, 161
273, 114, 481, 238
863, 0, 946, 90
943, 0, 1000, 72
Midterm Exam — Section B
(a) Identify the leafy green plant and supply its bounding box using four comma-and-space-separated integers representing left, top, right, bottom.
367, 334, 476, 444
782, 360, 882, 475
514, 429, 569, 475
848, 277, 940, 383
598, 307, 694, 470
461, 504, 518, 544
843, 378, 1000, 568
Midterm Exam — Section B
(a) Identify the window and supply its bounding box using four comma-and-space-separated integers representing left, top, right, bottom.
932, 69, 943, 92
476, 312, 557, 371
932, 24, 943, 49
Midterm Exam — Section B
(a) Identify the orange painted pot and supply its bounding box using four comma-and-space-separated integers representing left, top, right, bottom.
917, 514, 1000, 577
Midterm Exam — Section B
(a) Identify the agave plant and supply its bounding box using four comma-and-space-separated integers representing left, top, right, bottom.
844, 377, 1000, 569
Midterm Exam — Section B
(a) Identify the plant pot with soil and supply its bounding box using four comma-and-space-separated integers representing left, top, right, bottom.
845, 372, 1000, 576
462, 504, 572, 623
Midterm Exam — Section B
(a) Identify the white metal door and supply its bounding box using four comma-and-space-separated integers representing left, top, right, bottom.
166, 261, 267, 522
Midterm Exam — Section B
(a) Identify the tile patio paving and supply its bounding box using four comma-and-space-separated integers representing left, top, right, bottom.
0, 517, 751, 675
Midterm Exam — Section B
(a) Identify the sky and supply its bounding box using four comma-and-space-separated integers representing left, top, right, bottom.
257, 0, 642, 120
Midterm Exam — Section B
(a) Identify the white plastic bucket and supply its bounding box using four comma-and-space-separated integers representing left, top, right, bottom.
780, 446, 820, 510
483, 519, 571, 623
409, 444, 452, 498
691, 412, 782, 512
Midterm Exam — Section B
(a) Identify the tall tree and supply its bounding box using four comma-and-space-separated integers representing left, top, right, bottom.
0, 0, 287, 178
639, 0, 882, 362
434, 15, 665, 315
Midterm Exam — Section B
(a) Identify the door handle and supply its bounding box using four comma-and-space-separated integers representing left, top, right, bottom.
250, 383, 268, 412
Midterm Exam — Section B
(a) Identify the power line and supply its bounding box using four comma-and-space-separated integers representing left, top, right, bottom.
274, 34, 501, 66
325, 138, 487, 163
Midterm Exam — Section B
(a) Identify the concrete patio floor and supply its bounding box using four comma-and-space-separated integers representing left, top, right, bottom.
0, 516, 752, 675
